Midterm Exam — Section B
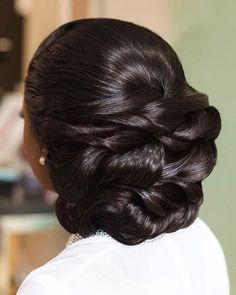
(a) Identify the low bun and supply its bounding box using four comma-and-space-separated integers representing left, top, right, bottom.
25, 18, 221, 245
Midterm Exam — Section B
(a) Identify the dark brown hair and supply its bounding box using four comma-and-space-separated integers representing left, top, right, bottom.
24, 18, 221, 245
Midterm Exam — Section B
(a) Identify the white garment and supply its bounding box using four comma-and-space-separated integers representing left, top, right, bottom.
16, 217, 230, 295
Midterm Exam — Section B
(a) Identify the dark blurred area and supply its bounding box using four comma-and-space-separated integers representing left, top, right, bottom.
0, 0, 23, 97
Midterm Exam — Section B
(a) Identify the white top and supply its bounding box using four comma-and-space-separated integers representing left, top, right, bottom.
16, 217, 230, 295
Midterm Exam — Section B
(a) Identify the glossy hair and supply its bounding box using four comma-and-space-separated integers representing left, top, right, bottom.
24, 18, 221, 245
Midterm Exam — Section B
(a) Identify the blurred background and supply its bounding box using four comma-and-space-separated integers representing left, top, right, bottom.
0, 0, 235, 294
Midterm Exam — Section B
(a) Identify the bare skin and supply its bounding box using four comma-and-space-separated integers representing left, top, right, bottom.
22, 100, 55, 191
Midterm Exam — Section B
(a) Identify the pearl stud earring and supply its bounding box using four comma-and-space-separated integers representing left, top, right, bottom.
39, 156, 46, 165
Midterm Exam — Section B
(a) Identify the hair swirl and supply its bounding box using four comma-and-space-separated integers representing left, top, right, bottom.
25, 18, 221, 245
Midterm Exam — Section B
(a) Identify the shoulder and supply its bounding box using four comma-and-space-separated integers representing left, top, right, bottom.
177, 216, 223, 244
16, 250, 73, 295
16, 217, 230, 295
16, 274, 67, 295
182, 217, 228, 261
16, 242, 74, 294
16, 236, 118, 294
191, 217, 227, 252
189, 217, 230, 293
167, 216, 229, 275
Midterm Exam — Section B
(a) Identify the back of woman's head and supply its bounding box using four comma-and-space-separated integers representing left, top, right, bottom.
25, 18, 221, 245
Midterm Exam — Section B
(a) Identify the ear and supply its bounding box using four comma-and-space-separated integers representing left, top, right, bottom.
41, 145, 49, 157
38, 144, 55, 191
38, 138, 49, 157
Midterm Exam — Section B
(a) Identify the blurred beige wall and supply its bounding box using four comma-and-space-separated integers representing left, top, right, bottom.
17, 0, 75, 76
88, 0, 171, 41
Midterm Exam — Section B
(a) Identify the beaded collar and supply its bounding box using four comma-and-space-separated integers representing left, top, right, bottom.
66, 229, 164, 247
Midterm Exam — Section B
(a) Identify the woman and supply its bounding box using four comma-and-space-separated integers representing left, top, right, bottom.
17, 18, 229, 294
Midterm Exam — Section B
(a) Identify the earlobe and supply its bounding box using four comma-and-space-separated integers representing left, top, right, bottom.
39, 145, 49, 165
39, 156, 46, 165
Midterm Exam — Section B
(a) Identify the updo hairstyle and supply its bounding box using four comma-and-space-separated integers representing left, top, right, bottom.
25, 18, 221, 245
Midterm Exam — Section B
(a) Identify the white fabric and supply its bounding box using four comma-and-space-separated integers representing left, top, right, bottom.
16, 217, 230, 295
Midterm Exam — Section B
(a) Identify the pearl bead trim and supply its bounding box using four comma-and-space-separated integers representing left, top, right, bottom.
66, 229, 164, 247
